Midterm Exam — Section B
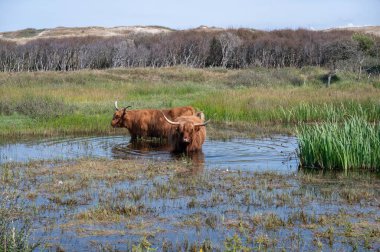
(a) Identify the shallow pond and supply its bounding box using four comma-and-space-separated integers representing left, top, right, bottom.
0, 135, 299, 172
1, 135, 379, 251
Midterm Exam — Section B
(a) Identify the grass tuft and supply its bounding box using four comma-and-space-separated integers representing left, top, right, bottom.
297, 117, 380, 171
0, 192, 40, 251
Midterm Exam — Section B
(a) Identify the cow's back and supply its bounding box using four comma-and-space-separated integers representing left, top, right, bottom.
123, 107, 197, 140
149, 107, 196, 138
148, 109, 172, 138
125, 110, 151, 138
168, 106, 196, 119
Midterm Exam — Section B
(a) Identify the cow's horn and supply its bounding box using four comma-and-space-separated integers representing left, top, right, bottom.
194, 120, 210, 127
161, 111, 180, 125
114, 101, 119, 110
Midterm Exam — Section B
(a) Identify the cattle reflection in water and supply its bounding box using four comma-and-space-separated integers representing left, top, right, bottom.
111, 140, 205, 169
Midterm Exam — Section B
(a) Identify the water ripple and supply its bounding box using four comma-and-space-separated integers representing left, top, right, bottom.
0, 135, 299, 172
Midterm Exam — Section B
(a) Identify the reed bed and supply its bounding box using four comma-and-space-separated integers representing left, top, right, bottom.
297, 117, 380, 171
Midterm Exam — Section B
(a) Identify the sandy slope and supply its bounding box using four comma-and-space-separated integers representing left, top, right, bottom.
0, 26, 173, 44
326, 26, 380, 37
1, 25, 379, 44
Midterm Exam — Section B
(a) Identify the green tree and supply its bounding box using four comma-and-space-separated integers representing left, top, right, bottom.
352, 33, 375, 79
323, 40, 355, 87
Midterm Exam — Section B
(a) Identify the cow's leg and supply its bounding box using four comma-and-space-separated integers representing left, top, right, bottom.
130, 134, 138, 142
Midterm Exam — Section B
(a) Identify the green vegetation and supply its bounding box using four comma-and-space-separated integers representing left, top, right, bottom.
352, 33, 375, 54
1, 158, 379, 251
1, 67, 379, 138
0, 191, 39, 251
298, 117, 380, 171
1, 67, 379, 250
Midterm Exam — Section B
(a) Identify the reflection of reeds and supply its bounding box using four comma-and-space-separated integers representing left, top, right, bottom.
297, 117, 380, 171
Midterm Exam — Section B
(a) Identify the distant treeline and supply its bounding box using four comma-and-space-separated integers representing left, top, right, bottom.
0, 29, 379, 72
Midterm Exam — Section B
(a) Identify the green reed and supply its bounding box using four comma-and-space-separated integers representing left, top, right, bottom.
297, 117, 380, 171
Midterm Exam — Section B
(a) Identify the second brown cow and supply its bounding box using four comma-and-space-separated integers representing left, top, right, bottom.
162, 113, 209, 153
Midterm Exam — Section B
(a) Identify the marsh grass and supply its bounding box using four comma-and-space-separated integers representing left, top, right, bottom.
1, 158, 379, 251
0, 95, 76, 119
0, 191, 40, 251
193, 88, 380, 124
1, 67, 379, 138
76, 203, 147, 223
297, 117, 380, 171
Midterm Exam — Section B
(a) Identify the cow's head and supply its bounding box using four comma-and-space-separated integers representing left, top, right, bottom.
162, 112, 209, 144
111, 101, 131, 128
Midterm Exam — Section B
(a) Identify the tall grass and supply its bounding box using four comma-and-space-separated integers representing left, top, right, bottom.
195, 96, 380, 125
1, 67, 380, 137
297, 117, 380, 171
276, 102, 380, 124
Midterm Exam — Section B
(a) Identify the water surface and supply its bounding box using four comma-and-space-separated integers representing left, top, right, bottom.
0, 135, 298, 172
1, 135, 379, 251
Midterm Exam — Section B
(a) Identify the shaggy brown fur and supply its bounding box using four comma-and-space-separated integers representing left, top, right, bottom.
111, 106, 196, 140
166, 115, 207, 153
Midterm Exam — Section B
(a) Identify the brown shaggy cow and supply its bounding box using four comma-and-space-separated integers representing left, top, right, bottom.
162, 113, 209, 153
111, 101, 196, 140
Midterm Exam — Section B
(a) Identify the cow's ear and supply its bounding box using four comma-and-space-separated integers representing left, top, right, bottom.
195, 126, 201, 132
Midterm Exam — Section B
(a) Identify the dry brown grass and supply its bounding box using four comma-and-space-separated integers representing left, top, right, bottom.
1, 26, 379, 45
0, 26, 172, 44
328, 26, 380, 37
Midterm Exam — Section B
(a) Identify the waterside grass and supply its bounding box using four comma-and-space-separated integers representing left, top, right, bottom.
0, 190, 40, 251
297, 116, 380, 171
1, 67, 380, 138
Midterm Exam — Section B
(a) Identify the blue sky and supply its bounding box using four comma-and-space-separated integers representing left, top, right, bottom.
0, 0, 379, 32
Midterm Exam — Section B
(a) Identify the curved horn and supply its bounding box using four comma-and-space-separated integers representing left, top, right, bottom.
115, 101, 132, 111
161, 111, 180, 125
194, 119, 210, 127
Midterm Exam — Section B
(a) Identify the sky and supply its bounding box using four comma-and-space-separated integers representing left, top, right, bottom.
0, 0, 380, 32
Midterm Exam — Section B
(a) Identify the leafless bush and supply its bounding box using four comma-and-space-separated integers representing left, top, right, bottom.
0, 29, 378, 72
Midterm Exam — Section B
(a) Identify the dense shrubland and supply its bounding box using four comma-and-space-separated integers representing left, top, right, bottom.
1, 29, 379, 74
